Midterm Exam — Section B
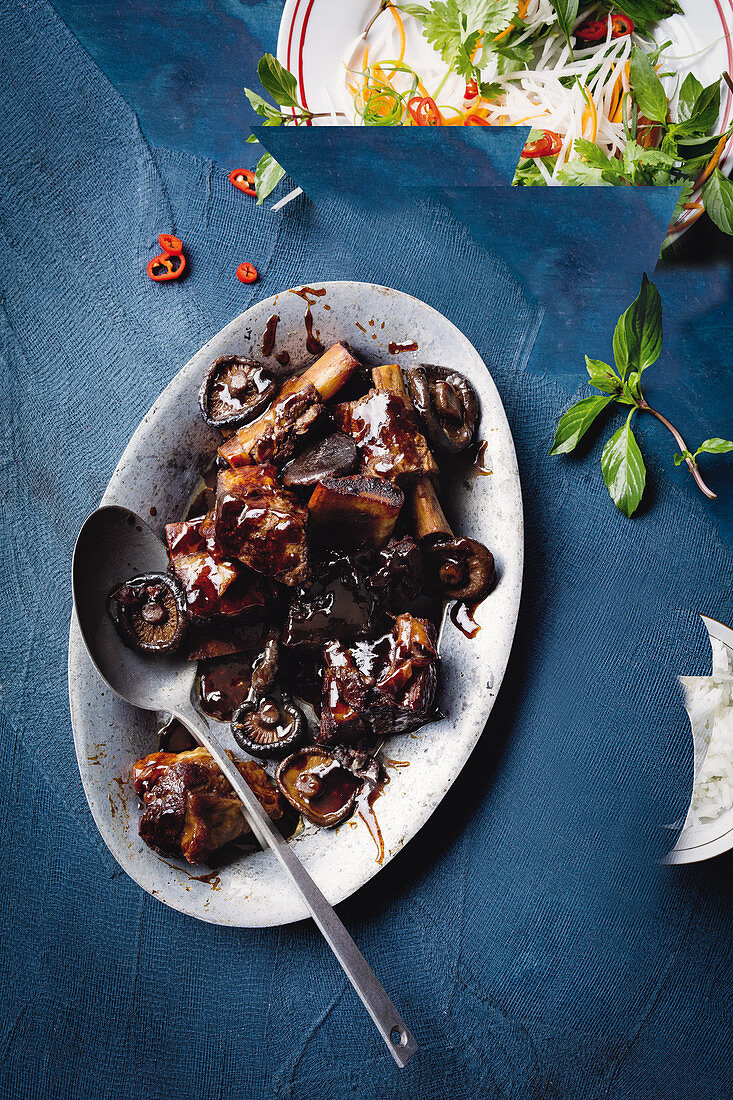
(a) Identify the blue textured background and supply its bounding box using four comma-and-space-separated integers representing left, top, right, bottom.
1, 2, 733, 1098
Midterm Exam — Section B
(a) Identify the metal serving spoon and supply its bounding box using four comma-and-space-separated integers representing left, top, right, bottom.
72, 505, 417, 1067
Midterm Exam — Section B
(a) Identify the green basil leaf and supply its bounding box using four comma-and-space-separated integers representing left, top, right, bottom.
601, 414, 646, 517
585, 357, 620, 393
629, 46, 668, 124
695, 438, 733, 456
398, 3, 431, 17
702, 168, 733, 235
550, 395, 615, 455
612, 273, 663, 378
678, 81, 721, 135
673, 451, 692, 466
678, 73, 703, 122
254, 152, 286, 205
549, 0, 579, 49
257, 54, 299, 107
245, 88, 283, 119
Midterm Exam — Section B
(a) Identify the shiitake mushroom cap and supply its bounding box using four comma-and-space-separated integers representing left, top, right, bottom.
199, 356, 277, 430
281, 432, 358, 489
275, 747, 361, 827
421, 534, 496, 603
231, 693, 305, 758
405, 364, 478, 454
108, 572, 188, 654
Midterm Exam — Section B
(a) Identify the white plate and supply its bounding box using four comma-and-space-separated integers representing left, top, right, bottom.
68, 281, 523, 927
277, 1, 733, 237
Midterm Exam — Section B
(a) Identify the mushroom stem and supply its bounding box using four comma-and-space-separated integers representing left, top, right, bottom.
303, 342, 361, 400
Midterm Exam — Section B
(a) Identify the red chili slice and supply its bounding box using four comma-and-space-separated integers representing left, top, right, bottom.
521, 130, 563, 158
463, 113, 490, 126
157, 233, 183, 255
229, 168, 257, 197
575, 12, 634, 41
407, 96, 443, 126
147, 252, 186, 282
236, 262, 258, 284
464, 79, 478, 101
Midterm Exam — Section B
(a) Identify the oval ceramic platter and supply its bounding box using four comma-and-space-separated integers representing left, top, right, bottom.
68, 281, 523, 927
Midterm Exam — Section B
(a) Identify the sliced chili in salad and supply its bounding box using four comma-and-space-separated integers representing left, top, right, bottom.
407, 95, 442, 126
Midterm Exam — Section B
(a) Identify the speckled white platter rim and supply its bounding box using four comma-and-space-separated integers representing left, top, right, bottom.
68, 281, 524, 927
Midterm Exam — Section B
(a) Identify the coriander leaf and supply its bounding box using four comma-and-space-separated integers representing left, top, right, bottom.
612, 273, 663, 378
479, 80, 502, 99
574, 138, 613, 169
254, 151, 286, 205
702, 168, 733, 235
673, 450, 693, 466
601, 413, 646, 517
415, 0, 464, 68
257, 54, 299, 107
460, 0, 517, 33
245, 88, 284, 120
629, 46, 668, 124
549, 0, 579, 49
677, 72, 702, 121
557, 161, 610, 185
585, 357, 621, 393
695, 438, 733, 456
550, 395, 615, 455
455, 30, 483, 79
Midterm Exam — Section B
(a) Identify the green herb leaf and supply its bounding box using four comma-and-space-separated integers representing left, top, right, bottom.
673, 450, 694, 466
629, 46, 668, 124
612, 273, 663, 378
557, 161, 610, 185
574, 138, 613, 169
257, 54, 299, 107
245, 88, 284, 120
677, 73, 703, 122
676, 80, 721, 134
411, 0, 518, 73
254, 151, 286, 205
601, 413, 646, 517
695, 438, 733, 456
478, 80, 502, 99
549, 0, 579, 49
702, 168, 733, 235
550, 395, 615, 455
585, 357, 621, 393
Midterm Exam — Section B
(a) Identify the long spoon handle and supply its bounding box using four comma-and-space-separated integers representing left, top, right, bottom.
173, 698, 418, 1068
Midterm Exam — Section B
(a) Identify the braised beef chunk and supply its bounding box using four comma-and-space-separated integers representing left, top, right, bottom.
212, 465, 309, 587
184, 617, 271, 662
319, 613, 438, 745
308, 475, 403, 549
284, 550, 377, 648
166, 517, 269, 620
218, 377, 322, 468
334, 389, 438, 483
132, 747, 283, 864
367, 536, 424, 611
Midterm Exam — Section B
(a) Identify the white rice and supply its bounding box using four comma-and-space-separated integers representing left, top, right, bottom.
682, 670, 733, 826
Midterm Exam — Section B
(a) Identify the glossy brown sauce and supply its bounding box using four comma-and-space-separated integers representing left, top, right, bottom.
357, 779, 387, 864
275, 350, 290, 368
291, 285, 326, 303
474, 440, 492, 476
199, 659, 253, 722
388, 341, 418, 355
449, 600, 482, 639
262, 313, 279, 357
304, 305, 325, 355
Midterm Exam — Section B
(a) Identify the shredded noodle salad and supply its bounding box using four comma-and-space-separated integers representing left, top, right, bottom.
244, 2, 733, 237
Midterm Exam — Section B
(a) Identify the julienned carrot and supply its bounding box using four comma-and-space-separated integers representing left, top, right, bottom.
695, 132, 730, 189
581, 86, 598, 142
388, 4, 406, 64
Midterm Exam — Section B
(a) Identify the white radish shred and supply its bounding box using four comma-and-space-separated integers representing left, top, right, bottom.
683, 674, 733, 826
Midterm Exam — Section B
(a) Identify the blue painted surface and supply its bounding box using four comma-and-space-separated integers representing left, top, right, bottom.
1, 1, 733, 1099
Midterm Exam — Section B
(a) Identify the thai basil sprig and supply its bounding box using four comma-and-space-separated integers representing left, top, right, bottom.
551, 275, 733, 516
